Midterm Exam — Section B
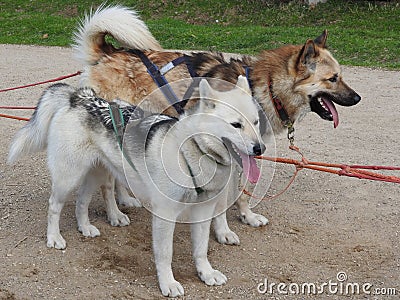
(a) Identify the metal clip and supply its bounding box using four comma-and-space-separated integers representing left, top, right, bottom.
286, 122, 295, 146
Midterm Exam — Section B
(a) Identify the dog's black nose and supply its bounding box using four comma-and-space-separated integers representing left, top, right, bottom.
353, 93, 361, 104
253, 143, 266, 156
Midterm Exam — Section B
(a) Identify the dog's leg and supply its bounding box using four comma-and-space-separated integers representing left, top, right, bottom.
236, 194, 269, 227
47, 146, 93, 249
101, 173, 130, 227
213, 171, 240, 245
192, 202, 227, 286
153, 211, 184, 297
75, 168, 106, 237
213, 212, 240, 245
237, 168, 269, 227
47, 187, 72, 250
115, 181, 142, 207
47, 167, 88, 249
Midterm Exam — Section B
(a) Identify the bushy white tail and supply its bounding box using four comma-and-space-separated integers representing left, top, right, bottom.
73, 5, 162, 65
7, 84, 75, 164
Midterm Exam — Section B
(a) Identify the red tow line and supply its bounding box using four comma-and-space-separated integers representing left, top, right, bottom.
0, 71, 82, 121
245, 145, 400, 202
0, 106, 36, 121
0, 71, 82, 93
258, 145, 400, 184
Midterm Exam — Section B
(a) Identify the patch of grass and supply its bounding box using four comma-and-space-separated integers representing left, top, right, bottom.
0, 0, 399, 69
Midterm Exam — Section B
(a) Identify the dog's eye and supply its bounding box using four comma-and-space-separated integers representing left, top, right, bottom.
328, 75, 338, 83
254, 120, 259, 126
231, 122, 242, 129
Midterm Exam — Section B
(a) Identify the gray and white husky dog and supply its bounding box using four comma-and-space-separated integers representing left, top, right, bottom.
8, 75, 265, 297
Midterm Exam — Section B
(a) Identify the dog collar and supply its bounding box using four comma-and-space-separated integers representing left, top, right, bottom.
244, 66, 295, 145
267, 77, 295, 145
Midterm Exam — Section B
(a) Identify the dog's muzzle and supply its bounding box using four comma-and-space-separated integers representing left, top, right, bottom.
310, 90, 361, 128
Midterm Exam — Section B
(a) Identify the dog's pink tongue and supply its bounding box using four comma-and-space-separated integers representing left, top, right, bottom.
322, 98, 339, 128
240, 152, 261, 183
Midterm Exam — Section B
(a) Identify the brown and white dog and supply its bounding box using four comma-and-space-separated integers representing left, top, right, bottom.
73, 5, 361, 245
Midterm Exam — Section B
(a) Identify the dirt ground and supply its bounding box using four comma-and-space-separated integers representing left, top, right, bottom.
0, 44, 399, 300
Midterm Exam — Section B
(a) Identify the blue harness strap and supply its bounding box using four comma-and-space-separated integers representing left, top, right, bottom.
129, 49, 200, 115
159, 56, 186, 75
180, 54, 200, 107
129, 49, 186, 114
244, 66, 254, 93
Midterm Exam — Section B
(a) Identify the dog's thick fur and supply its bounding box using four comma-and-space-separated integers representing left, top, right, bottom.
8, 76, 264, 297
73, 5, 361, 243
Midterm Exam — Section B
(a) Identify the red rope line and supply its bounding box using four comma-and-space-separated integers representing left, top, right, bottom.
0, 113, 30, 121
0, 71, 82, 93
254, 155, 400, 184
243, 168, 299, 202
0, 106, 36, 110
0, 71, 81, 121
244, 144, 400, 201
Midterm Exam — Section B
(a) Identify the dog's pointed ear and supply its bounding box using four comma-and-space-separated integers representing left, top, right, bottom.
236, 75, 251, 94
299, 39, 318, 68
314, 30, 328, 48
199, 78, 216, 109
199, 78, 212, 99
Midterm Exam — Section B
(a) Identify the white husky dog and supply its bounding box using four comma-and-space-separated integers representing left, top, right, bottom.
8, 75, 265, 297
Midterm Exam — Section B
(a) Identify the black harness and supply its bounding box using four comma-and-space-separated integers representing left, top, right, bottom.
128, 49, 199, 115
111, 50, 203, 192
131, 50, 293, 139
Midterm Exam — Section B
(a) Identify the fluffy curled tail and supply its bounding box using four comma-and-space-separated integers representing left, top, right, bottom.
73, 4, 162, 66
7, 83, 75, 164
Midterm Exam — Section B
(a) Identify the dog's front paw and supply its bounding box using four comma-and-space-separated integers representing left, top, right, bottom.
78, 224, 101, 237
159, 280, 184, 297
108, 212, 130, 227
47, 233, 66, 249
215, 230, 240, 245
117, 195, 142, 207
240, 212, 269, 227
199, 269, 227, 286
